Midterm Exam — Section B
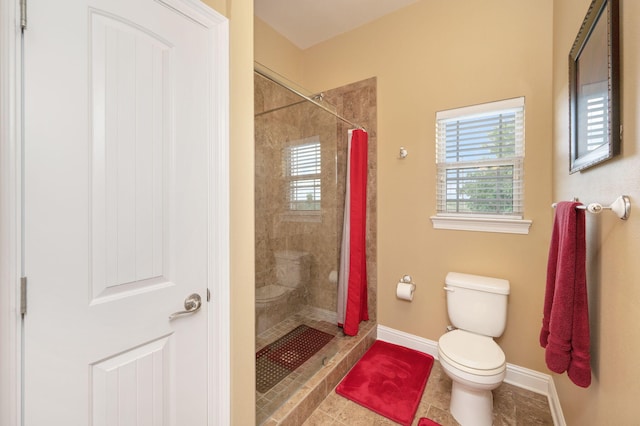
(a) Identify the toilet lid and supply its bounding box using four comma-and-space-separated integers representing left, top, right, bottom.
438, 329, 505, 371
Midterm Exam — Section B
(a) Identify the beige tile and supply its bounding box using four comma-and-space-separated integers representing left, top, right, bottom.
293, 381, 329, 423
324, 360, 349, 393
425, 405, 460, 426
334, 402, 380, 426
372, 415, 399, 426
301, 410, 338, 426
317, 392, 348, 418
414, 398, 433, 422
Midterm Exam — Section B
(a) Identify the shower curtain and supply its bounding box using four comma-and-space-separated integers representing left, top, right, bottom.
337, 129, 368, 336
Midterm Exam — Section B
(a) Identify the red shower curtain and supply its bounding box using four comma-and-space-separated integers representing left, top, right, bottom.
343, 129, 369, 336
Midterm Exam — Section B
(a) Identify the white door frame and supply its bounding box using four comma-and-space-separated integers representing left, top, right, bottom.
0, 1, 22, 424
0, 1, 231, 424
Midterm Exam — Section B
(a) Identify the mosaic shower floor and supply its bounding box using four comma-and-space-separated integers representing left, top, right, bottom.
255, 306, 344, 425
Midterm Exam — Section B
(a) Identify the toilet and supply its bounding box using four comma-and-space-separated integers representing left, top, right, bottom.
255, 250, 309, 309
437, 272, 510, 426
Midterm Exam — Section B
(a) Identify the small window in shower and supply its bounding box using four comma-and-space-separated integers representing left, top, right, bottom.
284, 137, 321, 218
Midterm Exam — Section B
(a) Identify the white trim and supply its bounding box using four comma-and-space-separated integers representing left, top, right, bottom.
377, 325, 565, 425
279, 210, 322, 223
377, 325, 439, 358
430, 215, 532, 234
171, 1, 232, 424
436, 97, 525, 121
546, 372, 567, 426
0, 0, 21, 425
206, 8, 231, 426
0, 0, 21, 422
502, 363, 551, 395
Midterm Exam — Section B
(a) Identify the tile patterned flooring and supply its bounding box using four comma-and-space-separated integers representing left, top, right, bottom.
303, 361, 555, 426
257, 307, 554, 426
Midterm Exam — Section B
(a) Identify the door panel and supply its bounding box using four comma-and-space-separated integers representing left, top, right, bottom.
91, 336, 171, 426
90, 11, 173, 303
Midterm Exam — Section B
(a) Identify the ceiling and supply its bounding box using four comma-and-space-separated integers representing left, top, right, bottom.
254, 0, 420, 50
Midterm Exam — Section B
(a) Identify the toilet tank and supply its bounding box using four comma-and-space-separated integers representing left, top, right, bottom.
275, 250, 310, 289
444, 272, 510, 337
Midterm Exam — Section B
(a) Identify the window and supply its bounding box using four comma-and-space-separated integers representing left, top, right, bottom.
431, 97, 531, 234
285, 137, 321, 212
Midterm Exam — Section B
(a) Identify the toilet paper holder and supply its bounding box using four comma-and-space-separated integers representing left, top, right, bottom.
396, 275, 416, 301
400, 275, 413, 284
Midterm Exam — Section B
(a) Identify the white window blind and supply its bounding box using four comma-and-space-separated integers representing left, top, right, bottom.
579, 82, 608, 155
285, 138, 321, 211
436, 97, 525, 218
585, 95, 606, 151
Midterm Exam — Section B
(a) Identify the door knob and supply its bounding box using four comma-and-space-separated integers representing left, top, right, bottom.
169, 293, 202, 320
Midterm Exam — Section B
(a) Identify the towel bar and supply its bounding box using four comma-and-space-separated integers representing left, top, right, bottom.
551, 195, 631, 220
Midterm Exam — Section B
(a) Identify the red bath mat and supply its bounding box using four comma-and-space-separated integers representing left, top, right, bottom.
256, 325, 334, 393
418, 418, 441, 426
336, 340, 434, 426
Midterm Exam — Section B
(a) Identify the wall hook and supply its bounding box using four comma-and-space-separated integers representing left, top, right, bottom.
399, 147, 408, 159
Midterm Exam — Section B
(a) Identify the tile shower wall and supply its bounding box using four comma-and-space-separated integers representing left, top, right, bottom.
254, 74, 377, 328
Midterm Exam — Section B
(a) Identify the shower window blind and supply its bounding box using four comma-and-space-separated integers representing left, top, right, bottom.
436, 97, 525, 218
285, 138, 321, 211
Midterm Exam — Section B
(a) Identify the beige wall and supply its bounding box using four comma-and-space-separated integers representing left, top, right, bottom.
256, 0, 554, 372
201, 0, 255, 425
553, 0, 640, 423
255, 17, 305, 84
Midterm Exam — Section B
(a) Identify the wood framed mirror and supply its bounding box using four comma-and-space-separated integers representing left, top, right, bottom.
569, 0, 620, 173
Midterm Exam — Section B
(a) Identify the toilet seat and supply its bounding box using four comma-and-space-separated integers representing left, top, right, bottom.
438, 329, 506, 376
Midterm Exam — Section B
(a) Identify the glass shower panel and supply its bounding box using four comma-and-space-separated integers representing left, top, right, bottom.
254, 71, 341, 424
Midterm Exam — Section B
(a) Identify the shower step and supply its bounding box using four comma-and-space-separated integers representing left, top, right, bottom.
263, 321, 376, 426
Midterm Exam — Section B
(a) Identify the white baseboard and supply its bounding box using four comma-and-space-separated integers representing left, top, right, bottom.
376, 325, 566, 426
545, 375, 566, 426
377, 324, 440, 357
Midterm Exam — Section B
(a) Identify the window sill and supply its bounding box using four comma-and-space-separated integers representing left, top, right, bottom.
430, 215, 532, 234
280, 211, 322, 223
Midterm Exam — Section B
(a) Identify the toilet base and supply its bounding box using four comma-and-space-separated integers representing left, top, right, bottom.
449, 380, 494, 426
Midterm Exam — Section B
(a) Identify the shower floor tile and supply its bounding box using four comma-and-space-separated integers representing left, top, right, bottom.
256, 306, 345, 425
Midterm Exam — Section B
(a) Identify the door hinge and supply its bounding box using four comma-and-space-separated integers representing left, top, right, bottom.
20, 0, 27, 30
20, 276, 27, 315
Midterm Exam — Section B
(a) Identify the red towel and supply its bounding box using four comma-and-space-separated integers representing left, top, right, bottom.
540, 201, 591, 387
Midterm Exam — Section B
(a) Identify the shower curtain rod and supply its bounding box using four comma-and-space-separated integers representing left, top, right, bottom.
254, 98, 308, 117
254, 66, 366, 131
255, 93, 326, 117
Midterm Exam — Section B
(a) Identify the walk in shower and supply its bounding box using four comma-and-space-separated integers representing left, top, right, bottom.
254, 64, 377, 424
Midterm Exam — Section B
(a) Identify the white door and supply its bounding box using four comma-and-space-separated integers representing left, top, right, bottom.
22, 0, 228, 424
